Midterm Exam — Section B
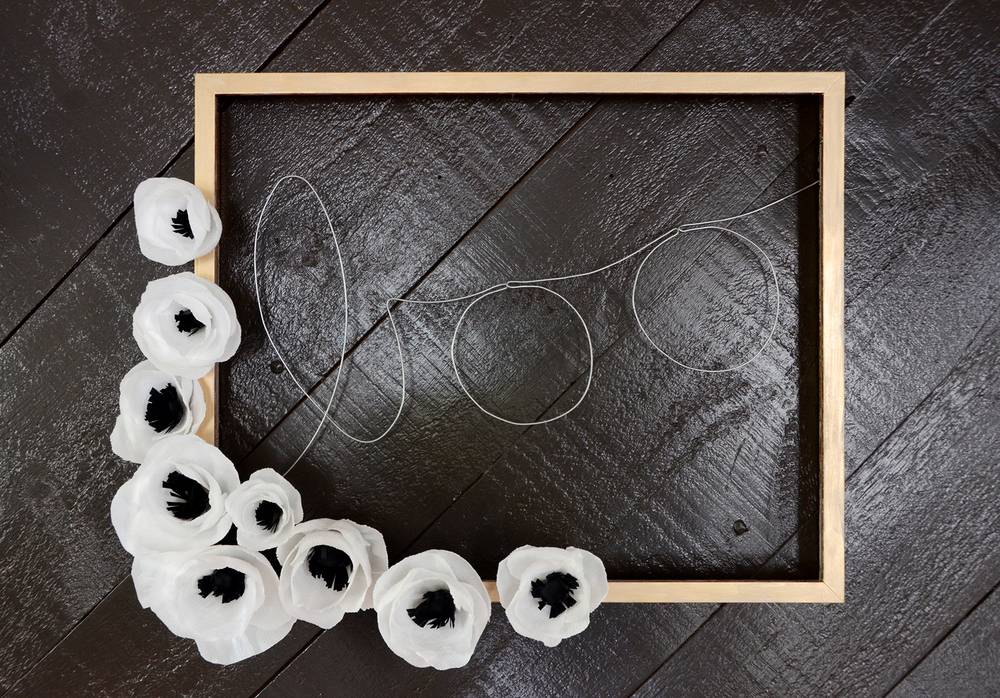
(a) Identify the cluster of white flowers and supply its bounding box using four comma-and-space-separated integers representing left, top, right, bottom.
110, 178, 608, 667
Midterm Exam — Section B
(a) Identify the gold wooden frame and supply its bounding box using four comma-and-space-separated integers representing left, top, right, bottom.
193, 72, 845, 603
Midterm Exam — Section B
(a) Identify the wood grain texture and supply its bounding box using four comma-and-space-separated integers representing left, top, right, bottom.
0, 149, 195, 692
890, 585, 1000, 697
4, 0, 998, 695
0, 0, 317, 339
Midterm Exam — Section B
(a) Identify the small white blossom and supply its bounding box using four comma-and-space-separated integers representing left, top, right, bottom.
132, 272, 241, 379
496, 545, 608, 647
111, 434, 238, 556
132, 545, 293, 664
134, 177, 221, 265
226, 469, 304, 551
373, 550, 491, 670
276, 519, 388, 629
110, 360, 206, 463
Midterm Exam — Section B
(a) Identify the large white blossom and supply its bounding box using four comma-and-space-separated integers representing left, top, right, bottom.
226, 469, 304, 551
134, 177, 222, 265
276, 519, 388, 629
111, 434, 239, 556
373, 550, 491, 670
110, 360, 206, 463
496, 545, 608, 647
132, 545, 293, 664
132, 272, 241, 379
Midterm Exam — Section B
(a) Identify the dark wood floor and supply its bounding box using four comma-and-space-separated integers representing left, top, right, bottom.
2, 1, 999, 696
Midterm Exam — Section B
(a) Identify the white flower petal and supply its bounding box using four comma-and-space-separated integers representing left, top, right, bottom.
277, 519, 388, 629
496, 545, 607, 647
111, 434, 239, 556
110, 360, 206, 463
131, 545, 293, 665
373, 550, 491, 670
132, 272, 241, 379
134, 178, 222, 266
225, 468, 303, 550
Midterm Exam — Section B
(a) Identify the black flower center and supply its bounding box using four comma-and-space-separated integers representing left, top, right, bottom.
174, 309, 205, 335
162, 470, 210, 520
307, 545, 353, 591
144, 384, 185, 433
254, 500, 282, 533
197, 567, 245, 603
171, 209, 194, 239
407, 589, 456, 629
531, 571, 579, 618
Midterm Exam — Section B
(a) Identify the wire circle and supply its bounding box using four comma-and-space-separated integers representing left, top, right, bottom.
450, 283, 595, 427
631, 224, 781, 373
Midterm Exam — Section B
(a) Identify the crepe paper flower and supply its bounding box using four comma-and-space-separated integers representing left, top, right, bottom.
111, 434, 239, 556
110, 360, 207, 463
225, 469, 304, 551
275, 518, 389, 629
496, 545, 608, 647
132, 545, 294, 664
132, 271, 241, 379
373, 550, 491, 670
134, 177, 222, 265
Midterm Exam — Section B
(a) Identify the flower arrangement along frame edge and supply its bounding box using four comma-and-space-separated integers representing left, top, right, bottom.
192, 71, 846, 605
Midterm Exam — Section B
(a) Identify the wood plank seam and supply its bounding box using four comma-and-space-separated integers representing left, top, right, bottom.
883, 577, 1000, 695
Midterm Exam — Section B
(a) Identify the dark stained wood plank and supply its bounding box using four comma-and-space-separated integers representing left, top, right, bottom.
3, 2, 701, 695
634, 308, 1000, 697
0, 150, 196, 693
260, 605, 706, 698
889, 584, 1000, 698
9, 579, 319, 698
0, 0, 318, 339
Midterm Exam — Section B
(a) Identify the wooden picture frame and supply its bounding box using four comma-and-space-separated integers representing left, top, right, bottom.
193, 72, 845, 604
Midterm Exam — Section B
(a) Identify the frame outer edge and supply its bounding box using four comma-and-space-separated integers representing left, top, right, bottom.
194, 74, 219, 446
191, 72, 846, 603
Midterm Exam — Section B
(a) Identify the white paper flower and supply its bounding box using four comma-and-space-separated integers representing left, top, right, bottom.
132, 545, 293, 664
134, 177, 222, 265
275, 518, 388, 629
373, 550, 491, 670
225, 469, 304, 551
496, 545, 608, 647
132, 272, 241, 379
111, 434, 239, 556
110, 360, 206, 463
